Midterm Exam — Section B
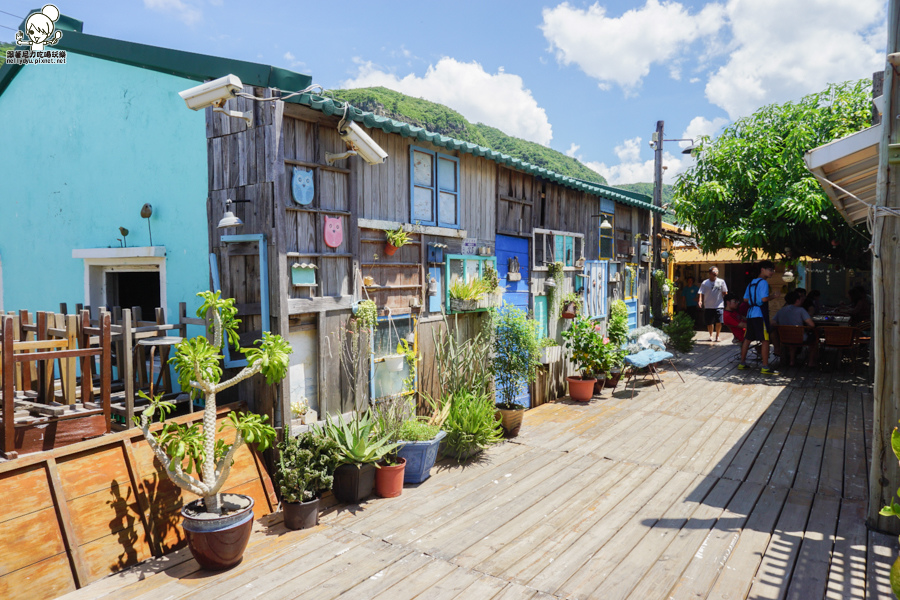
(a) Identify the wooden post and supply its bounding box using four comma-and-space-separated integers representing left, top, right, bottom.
123, 309, 135, 429
37, 311, 52, 403
869, 0, 900, 533
78, 310, 93, 405
100, 312, 112, 433
1, 316, 16, 459
63, 314, 77, 405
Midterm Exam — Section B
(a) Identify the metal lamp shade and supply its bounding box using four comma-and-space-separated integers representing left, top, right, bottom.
217, 211, 243, 229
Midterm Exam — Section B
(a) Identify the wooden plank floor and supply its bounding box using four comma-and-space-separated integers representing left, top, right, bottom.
59, 334, 898, 600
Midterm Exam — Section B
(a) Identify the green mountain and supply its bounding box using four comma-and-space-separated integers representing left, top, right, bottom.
0, 44, 12, 65
330, 87, 607, 185
616, 182, 678, 223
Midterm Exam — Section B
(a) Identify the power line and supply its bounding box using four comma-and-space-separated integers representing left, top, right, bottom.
0, 10, 22, 19
0, 24, 17, 32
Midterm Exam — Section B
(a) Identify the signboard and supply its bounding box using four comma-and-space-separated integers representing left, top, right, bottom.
461, 238, 477, 255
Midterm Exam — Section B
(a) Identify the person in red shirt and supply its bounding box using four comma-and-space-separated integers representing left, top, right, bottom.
723, 293, 748, 343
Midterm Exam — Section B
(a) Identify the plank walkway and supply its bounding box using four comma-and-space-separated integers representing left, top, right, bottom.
59, 334, 898, 600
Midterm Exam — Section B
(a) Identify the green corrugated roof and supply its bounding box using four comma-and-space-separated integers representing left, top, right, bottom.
0, 10, 657, 213
294, 94, 661, 212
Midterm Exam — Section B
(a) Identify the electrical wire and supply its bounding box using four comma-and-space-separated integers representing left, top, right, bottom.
0, 10, 22, 19
234, 83, 324, 103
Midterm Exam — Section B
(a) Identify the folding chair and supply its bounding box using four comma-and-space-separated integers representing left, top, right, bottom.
776, 325, 811, 367
623, 349, 685, 399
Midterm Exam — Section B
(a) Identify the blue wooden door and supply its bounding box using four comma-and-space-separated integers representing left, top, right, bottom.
583, 260, 608, 319
495, 234, 531, 407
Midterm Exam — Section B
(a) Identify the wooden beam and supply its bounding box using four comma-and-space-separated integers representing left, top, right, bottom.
288, 295, 354, 314
46, 457, 90, 588
358, 218, 468, 239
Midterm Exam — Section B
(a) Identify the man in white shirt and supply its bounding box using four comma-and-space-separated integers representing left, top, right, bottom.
698, 267, 728, 342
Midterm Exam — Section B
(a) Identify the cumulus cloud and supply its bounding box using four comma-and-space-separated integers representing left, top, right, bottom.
143, 0, 202, 25
580, 137, 686, 186
283, 51, 306, 70
541, 0, 726, 93
565, 143, 580, 157
705, 0, 886, 119
342, 57, 553, 145
681, 115, 728, 148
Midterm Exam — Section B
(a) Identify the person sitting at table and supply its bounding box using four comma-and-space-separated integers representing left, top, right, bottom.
802, 290, 822, 317
772, 290, 819, 367
839, 285, 871, 325
723, 293, 748, 344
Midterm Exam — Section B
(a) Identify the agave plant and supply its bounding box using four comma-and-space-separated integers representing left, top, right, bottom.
316, 411, 398, 465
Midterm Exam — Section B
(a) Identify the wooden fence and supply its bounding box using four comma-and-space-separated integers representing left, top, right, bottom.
0, 403, 276, 600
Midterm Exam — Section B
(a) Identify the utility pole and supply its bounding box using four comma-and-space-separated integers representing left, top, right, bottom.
869, 0, 900, 533
651, 120, 664, 326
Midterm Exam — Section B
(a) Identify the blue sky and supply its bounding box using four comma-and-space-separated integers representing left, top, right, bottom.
2, 1, 887, 184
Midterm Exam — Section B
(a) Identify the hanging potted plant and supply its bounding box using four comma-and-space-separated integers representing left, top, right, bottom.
493, 307, 540, 437
384, 227, 410, 256
560, 292, 583, 319
560, 316, 607, 402
135, 291, 288, 570
539, 337, 560, 364
317, 412, 397, 504
449, 277, 491, 312
276, 431, 341, 530
546, 261, 565, 317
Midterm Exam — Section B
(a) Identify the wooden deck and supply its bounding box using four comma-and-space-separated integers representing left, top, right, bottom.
59, 335, 898, 600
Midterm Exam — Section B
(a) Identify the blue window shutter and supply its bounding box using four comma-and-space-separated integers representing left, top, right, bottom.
410, 146, 437, 225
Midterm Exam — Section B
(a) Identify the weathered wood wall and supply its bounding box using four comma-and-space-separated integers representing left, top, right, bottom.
0, 405, 275, 600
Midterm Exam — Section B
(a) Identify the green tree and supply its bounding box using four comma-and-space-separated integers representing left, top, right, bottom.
672, 79, 873, 266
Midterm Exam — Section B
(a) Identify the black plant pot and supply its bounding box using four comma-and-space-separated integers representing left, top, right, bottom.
332, 463, 376, 504
283, 497, 319, 530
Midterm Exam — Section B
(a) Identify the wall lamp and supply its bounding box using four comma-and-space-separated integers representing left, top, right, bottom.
217, 199, 252, 229
591, 214, 613, 230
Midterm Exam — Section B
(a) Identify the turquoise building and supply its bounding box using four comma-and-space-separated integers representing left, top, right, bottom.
0, 13, 310, 323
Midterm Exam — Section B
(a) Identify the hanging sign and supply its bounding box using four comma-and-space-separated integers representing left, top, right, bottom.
461, 238, 477, 255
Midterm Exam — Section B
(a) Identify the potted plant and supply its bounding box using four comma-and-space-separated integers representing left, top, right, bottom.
547, 261, 564, 316
372, 397, 409, 498
384, 227, 410, 256
396, 418, 445, 483
560, 292, 583, 319
449, 277, 491, 312
135, 291, 289, 570
276, 431, 341, 530
493, 307, 540, 437
382, 338, 413, 372
441, 390, 504, 461
608, 300, 629, 348
539, 337, 560, 364
560, 316, 607, 401
353, 299, 378, 331
317, 412, 397, 504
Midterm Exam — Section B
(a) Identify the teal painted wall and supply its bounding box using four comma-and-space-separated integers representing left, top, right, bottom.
0, 53, 209, 321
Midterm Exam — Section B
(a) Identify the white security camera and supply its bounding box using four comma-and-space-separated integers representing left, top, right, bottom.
178, 74, 252, 126
338, 121, 388, 165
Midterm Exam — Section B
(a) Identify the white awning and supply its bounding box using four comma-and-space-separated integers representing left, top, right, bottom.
804, 123, 881, 226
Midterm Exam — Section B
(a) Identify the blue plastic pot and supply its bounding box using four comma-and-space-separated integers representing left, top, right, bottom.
397, 430, 446, 484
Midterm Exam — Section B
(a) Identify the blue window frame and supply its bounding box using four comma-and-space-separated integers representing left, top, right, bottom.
410, 146, 460, 228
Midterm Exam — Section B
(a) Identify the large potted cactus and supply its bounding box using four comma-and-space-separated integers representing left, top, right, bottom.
136, 291, 291, 570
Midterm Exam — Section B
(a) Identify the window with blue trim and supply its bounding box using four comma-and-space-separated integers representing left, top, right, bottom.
411, 146, 459, 227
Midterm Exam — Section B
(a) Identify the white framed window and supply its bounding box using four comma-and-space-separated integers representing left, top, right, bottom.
533, 228, 584, 270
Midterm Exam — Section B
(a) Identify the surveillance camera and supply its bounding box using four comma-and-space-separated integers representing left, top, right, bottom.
649, 140, 656, 149
178, 74, 243, 111
339, 121, 388, 165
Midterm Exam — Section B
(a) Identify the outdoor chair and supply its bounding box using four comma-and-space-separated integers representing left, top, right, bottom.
623, 340, 685, 400
776, 325, 816, 367
821, 325, 857, 372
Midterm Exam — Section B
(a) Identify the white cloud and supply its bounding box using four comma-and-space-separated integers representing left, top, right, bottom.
681, 115, 728, 147
582, 136, 686, 186
283, 51, 306, 70
706, 0, 886, 119
143, 0, 202, 25
565, 143, 580, 157
541, 0, 726, 93
342, 57, 553, 145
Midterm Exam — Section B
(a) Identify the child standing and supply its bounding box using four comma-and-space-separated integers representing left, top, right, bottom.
739, 260, 780, 375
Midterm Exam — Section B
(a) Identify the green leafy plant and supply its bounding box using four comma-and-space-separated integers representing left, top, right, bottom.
398, 419, 440, 441
385, 227, 410, 248
607, 300, 629, 348
396, 339, 418, 393
663, 312, 696, 354
482, 263, 502, 293
316, 412, 398, 465
879, 424, 900, 599
561, 291, 583, 312
136, 291, 286, 514
672, 79, 872, 267
561, 316, 620, 379
432, 315, 494, 399
493, 307, 540, 409
547, 261, 565, 317
276, 432, 341, 503
441, 391, 503, 461
448, 277, 492, 301
355, 300, 378, 331
372, 396, 411, 465
539, 337, 558, 348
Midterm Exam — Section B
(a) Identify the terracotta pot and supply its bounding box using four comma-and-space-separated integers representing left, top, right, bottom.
282, 497, 319, 530
181, 494, 255, 570
385, 243, 399, 256
375, 458, 407, 498
567, 376, 596, 402
593, 378, 607, 395
332, 463, 376, 504
562, 302, 579, 319
495, 406, 525, 437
